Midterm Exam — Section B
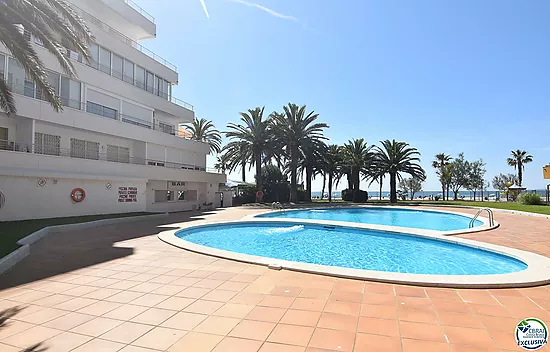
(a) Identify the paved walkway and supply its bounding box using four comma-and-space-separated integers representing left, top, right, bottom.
0, 206, 549, 351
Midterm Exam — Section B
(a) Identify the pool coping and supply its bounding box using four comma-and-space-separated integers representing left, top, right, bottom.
245, 205, 499, 236
158, 218, 550, 288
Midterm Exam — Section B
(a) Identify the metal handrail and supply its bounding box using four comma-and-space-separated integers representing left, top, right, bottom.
271, 202, 284, 210
469, 208, 495, 228
0, 139, 222, 174
123, 0, 155, 23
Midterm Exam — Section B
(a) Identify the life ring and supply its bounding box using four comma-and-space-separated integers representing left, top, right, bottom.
256, 190, 264, 199
71, 188, 86, 203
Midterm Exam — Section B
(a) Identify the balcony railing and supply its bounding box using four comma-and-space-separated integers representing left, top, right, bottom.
6, 81, 194, 140
71, 5, 173, 71
0, 139, 222, 173
123, 0, 155, 23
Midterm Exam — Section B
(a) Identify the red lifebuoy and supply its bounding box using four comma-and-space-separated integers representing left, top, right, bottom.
256, 190, 264, 199
71, 188, 86, 203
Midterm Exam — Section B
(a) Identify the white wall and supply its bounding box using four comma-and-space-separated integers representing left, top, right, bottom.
0, 175, 146, 221
0, 115, 17, 141
15, 117, 34, 148
87, 89, 120, 111
145, 180, 203, 213
122, 100, 153, 123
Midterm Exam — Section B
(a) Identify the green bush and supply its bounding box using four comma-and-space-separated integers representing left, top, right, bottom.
517, 192, 542, 205
296, 189, 306, 202
341, 189, 368, 202
234, 185, 256, 205
341, 189, 353, 201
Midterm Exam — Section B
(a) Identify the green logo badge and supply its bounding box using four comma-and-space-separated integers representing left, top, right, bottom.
516, 318, 548, 350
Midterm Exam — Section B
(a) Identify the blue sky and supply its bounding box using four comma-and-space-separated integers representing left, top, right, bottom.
134, 0, 550, 191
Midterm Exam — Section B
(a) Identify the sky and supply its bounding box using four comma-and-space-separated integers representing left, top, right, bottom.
133, 0, 550, 192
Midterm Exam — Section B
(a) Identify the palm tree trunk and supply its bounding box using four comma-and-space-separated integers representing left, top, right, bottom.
305, 164, 312, 203
255, 149, 262, 202
347, 171, 352, 190
241, 158, 246, 183
446, 185, 450, 201
518, 162, 523, 186
441, 182, 445, 202
390, 172, 397, 204
290, 145, 298, 203
321, 173, 326, 200
328, 173, 333, 203
379, 175, 383, 200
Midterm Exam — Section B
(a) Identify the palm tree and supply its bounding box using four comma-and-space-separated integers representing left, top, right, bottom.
184, 118, 222, 154
375, 139, 426, 204
432, 153, 452, 200
323, 144, 342, 202
271, 104, 328, 203
0, 0, 94, 114
214, 154, 230, 173
226, 107, 271, 201
299, 140, 327, 202
507, 150, 533, 186
341, 138, 374, 200
222, 141, 250, 182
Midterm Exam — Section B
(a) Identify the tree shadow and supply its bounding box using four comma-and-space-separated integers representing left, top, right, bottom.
0, 209, 222, 290
0, 307, 47, 351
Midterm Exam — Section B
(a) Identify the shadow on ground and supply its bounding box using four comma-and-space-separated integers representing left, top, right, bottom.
0, 307, 47, 351
0, 209, 224, 290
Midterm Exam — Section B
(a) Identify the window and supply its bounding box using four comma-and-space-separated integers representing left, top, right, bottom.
112, 54, 123, 80
34, 133, 61, 156
0, 54, 5, 80
154, 190, 174, 202
61, 77, 81, 109
177, 191, 185, 201
86, 101, 118, 120
154, 76, 159, 96
7, 58, 25, 93
107, 145, 130, 163
163, 80, 170, 99
123, 59, 134, 83
136, 66, 145, 90
158, 121, 175, 135
99, 47, 111, 74
70, 138, 99, 160
24, 72, 35, 98
146, 71, 154, 93
89, 43, 99, 69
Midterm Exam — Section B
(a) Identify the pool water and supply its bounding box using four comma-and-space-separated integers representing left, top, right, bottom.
256, 207, 483, 231
176, 222, 526, 275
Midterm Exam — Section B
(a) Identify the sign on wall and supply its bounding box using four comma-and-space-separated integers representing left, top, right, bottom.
167, 181, 187, 190
118, 186, 138, 203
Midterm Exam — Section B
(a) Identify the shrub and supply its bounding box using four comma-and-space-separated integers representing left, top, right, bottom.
234, 185, 256, 205
341, 189, 368, 202
517, 192, 542, 205
341, 189, 353, 201
296, 189, 306, 202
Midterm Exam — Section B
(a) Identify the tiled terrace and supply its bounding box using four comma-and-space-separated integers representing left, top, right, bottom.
0, 206, 549, 351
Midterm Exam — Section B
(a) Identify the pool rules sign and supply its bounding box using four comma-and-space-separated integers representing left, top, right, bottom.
118, 186, 138, 203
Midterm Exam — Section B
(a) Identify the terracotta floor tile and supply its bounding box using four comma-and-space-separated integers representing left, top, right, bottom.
362, 293, 395, 305
496, 295, 541, 310
401, 338, 450, 352
176, 287, 211, 299
70, 317, 124, 337
398, 307, 438, 324
299, 288, 332, 300
201, 289, 238, 303
194, 316, 241, 335
0, 319, 34, 339
229, 319, 276, 341
132, 326, 187, 350
467, 303, 511, 317
357, 317, 399, 337
437, 311, 483, 328
0, 343, 21, 352
155, 296, 195, 311
217, 281, 249, 292
449, 345, 501, 352
83, 288, 122, 300
77, 301, 123, 316
458, 290, 499, 305
259, 342, 305, 352
129, 293, 170, 307
487, 288, 523, 297
34, 293, 77, 307
443, 326, 497, 347
152, 284, 185, 296
267, 324, 314, 346
43, 312, 96, 330
363, 283, 395, 295
281, 309, 321, 327
54, 297, 99, 311
489, 329, 523, 350
309, 328, 355, 351
207, 272, 237, 281
317, 312, 358, 332
230, 292, 266, 305
213, 303, 255, 319
72, 338, 126, 352
193, 279, 225, 289
103, 304, 150, 321
119, 345, 160, 351
399, 321, 446, 342
187, 270, 215, 279
324, 301, 361, 316
333, 280, 364, 293
105, 290, 145, 303
212, 336, 263, 352
291, 298, 327, 312
184, 299, 224, 314
425, 288, 462, 301
230, 273, 260, 283
432, 299, 471, 313
260, 295, 296, 309
130, 307, 177, 325
161, 311, 208, 330
43, 331, 92, 351
395, 286, 426, 298
168, 331, 223, 352
397, 296, 433, 309
270, 286, 303, 297
17, 307, 69, 324
477, 314, 518, 332
330, 291, 363, 303
360, 304, 398, 319
2, 325, 63, 349
354, 333, 401, 351
246, 306, 287, 323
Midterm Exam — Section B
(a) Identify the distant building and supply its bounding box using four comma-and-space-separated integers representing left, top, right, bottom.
0, 0, 226, 221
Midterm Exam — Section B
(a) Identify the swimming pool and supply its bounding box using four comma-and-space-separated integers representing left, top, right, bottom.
256, 207, 483, 231
175, 222, 526, 275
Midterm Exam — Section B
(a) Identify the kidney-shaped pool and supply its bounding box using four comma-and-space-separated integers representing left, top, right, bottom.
176, 221, 525, 275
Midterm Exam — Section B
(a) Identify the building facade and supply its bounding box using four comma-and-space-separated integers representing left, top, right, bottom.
0, 0, 227, 221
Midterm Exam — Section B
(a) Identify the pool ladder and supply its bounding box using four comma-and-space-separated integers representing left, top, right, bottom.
271, 202, 284, 211
469, 208, 495, 228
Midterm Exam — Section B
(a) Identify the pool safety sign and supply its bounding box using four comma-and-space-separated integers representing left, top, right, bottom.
118, 186, 138, 203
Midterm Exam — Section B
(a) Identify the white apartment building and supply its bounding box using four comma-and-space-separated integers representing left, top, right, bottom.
0, 0, 228, 221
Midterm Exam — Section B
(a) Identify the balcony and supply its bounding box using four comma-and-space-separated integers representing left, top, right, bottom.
123, 0, 155, 23
0, 139, 221, 174
6, 81, 194, 139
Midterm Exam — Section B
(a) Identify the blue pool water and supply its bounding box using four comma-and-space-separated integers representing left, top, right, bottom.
176, 222, 526, 275
256, 207, 483, 231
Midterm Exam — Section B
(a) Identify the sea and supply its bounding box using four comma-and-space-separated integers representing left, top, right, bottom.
311, 189, 549, 200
